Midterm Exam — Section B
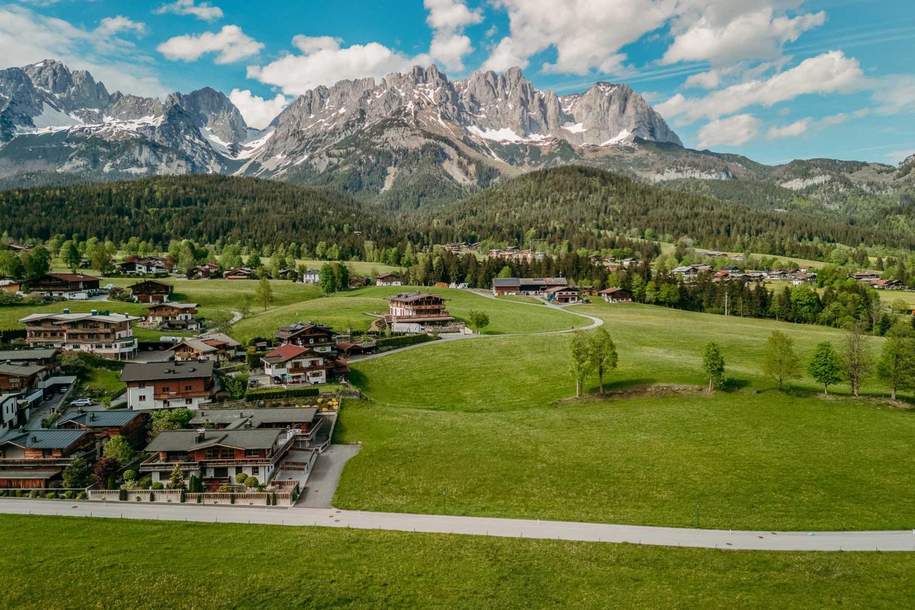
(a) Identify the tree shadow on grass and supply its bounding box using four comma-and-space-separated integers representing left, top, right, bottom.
346, 368, 369, 390
721, 377, 750, 392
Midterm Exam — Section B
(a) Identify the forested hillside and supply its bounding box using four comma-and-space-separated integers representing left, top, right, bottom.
0, 168, 911, 258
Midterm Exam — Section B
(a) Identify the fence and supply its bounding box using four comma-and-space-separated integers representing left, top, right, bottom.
86, 485, 298, 507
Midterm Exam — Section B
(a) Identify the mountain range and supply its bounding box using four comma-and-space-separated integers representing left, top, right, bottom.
0, 59, 912, 215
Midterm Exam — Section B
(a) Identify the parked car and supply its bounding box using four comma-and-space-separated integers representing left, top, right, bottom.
70, 398, 93, 407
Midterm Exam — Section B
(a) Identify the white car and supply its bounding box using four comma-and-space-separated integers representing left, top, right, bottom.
70, 398, 94, 407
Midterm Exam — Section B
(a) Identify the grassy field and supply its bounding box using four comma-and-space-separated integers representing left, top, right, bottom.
231, 286, 587, 343
295, 258, 403, 275
336, 302, 915, 530
2, 516, 914, 609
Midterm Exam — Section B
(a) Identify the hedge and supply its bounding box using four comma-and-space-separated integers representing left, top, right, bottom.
376, 334, 438, 349
244, 386, 320, 401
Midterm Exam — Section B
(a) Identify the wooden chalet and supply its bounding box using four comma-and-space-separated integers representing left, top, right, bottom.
275, 322, 336, 353
121, 360, 217, 411
144, 302, 200, 331
129, 280, 173, 304
28, 273, 100, 298
491, 277, 568, 297
0, 429, 94, 488
599, 288, 633, 303
385, 293, 463, 333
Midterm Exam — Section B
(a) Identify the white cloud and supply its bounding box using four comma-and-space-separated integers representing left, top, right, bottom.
154, 0, 223, 22
157, 25, 263, 64
697, 113, 761, 148
95, 16, 146, 38
248, 37, 418, 96
684, 70, 721, 89
424, 0, 482, 72
0, 5, 168, 97
766, 118, 809, 139
872, 75, 915, 115
482, 0, 673, 75
664, 5, 826, 66
228, 88, 287, 129
657, 51, 864, 123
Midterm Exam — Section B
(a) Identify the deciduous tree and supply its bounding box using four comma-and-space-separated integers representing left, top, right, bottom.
702, 342, 725, 392
843, 324, 871, 398
877, 321, 915, 400
763, 331, 800, 390
808, 342, 843, 395
589, 328, 618, 395
569, 331, 593, 399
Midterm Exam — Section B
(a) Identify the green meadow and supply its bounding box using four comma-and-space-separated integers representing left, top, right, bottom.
336, 302, 915, 530
2, 515, 914, 609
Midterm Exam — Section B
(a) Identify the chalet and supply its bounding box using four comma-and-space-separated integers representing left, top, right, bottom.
20, 311, 140, 360
301, 269, 321, 284
0, 364, 47, 393
276, 322, 336, 353
144, 303, 200, 331
190, 407, 319, 434
187, 263, 220, 280
600, 288, 633, 303
169, 333, 241, 364
0, 428, 93, 488
385, 293, 463, 333
140, 428, 295, 489
0, 279, 22, 294
262, 344, 329, 385
872, 279, 903, 290
672, 265, 713, 280
121, 360, 217, 411
28, 273, 100, 298
375, 273, 403, 287
0, 348, 59, 368
56, 409, 148, 456
119, 256, 172, 276
223, 267, 256, 280
491, 277, 568, 297
544, 286, 582, 305
487, 247, 543, 264
851, 271, 881, 282
129, 280, 173, 304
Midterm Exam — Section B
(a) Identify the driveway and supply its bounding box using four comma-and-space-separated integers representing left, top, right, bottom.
296, 444, 361, 508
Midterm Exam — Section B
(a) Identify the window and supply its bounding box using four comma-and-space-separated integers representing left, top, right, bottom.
235, 466, 242, 475
185, 399, 192, 405
245, 449, 260, 457
251, 466, 259, 475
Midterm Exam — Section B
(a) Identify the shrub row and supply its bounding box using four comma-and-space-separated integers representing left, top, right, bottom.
244, 386, 320, 401
376, 334, 438, 349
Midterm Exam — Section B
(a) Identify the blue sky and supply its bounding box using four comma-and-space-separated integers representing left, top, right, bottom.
1, 0, 913, 164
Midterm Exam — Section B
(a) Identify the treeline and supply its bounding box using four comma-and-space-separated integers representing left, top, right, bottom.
1, 168, 911, 262
614, 267, 898, 334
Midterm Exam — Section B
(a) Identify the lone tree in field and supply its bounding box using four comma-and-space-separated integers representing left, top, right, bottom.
588, 327, 618, 395
569, 331, 593, 398
808, 342, 843, 396
467, 310, 490, 334
877, 321, 915, 400
254, 277, 273, 311
702, 342, 725, 392
843, 324, 871, 398
763, 331, 800, 390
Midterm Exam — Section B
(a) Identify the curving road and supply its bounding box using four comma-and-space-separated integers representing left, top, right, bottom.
1, 499, 913, 552
350, 292, 602, 363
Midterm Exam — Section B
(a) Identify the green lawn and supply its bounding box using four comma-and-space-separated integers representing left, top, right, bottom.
81, 367, 126, 402
337, 303, 915, 530
2, 516, 914, 609
295, 258, 403, 275
231, 286, 586, 344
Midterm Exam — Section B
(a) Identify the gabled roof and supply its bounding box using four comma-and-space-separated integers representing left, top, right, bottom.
199, 333, 241, 348
129, 280, 172, 291
276, 322, 334, 337
190, 407, 318, 429
0, 428, 90, 450
0, 364, 45, 377
120, 360, 214, 383
57, 409, 144, 429
263, 344, 310, 364
148, 302, 197, 311
170, 339, 218, 354
144, 429, 282, 452
0, 349, 58, 362
387, 292, 444, 303
19, 312, 140, 325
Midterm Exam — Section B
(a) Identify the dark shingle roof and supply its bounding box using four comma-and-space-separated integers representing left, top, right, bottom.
0, 349, 58, 362
145, 429, 283, 452
190, 407, 318, 429
0, 364, 45, 377
0, 429, 90, 450
57, 409, 144, 428
121, 360, 214, 383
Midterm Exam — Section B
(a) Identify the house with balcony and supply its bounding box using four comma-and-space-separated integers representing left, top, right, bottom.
384, 293, 464, 333
375, 272, 403, 287
28, 273, 100, 299
143, 303, 200, 331
121, 360, 217, 411
0, 348, 59, 368
275, 322, 336, 353
0, 428, 94, 488
190, 407, 319, 435
261, 344, 329, 385
0, 364, 47, 393
20, 311, 140, 360
129, 280, 173, 304
168, 333, 241, 364
140, 428, 295, 489
491, 277, 568, 297
118, 256, 173, 276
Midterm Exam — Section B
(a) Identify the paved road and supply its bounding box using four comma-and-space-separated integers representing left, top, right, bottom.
1, 499, 913, 551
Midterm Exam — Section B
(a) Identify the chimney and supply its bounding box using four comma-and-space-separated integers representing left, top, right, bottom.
195, 428, 206, 443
